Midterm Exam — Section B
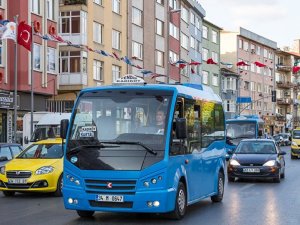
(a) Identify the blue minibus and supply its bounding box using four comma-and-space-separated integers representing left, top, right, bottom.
60, 75, 226, 219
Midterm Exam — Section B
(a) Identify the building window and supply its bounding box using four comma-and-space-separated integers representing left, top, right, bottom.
132, 41, 143, 59
156, 0, 164, 4
169, 51, 178, 64
243, 41, 248, 51
60, 51, 82, 73
202, 48, 209, 61
244, 81, 250, 90
202, 25, 208, 39
169, 23, 179, 39
33, 44, 41, 70
225, 77, 236, 90
239, 39, 243, 49
93, 60, 103, 81
60, 11, 80, 34
112, 65, 121, 82
202, 71, 209, 84
32, 0, 40, 14
195, 17, 200, 30
156, 50, 164, 67
169, 0, 178, 9
112, 0, 120, 14
112, 30, 121, 50
212, 74, 218, 86
190, 36, 195, 49
256, 46, 261, 55
181, 32, 189, 50
93, 22, 103, 44
212, 51, 218, 63
47, 0, 54, 20
212, 30, 217, 43
224, 100, 235, 113
190, 12, 195, 25
264, 48, 268, 58
47, 47, 56, 73
132, 7, 142, 26
181, 6, 189, 23
94, 0, 102, 5
156, 19, 164, 36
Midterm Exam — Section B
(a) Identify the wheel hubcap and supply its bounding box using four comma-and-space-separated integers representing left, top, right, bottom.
178, 189, 185, 213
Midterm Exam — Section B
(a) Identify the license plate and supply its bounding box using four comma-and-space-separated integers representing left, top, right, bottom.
243, 168, 260, 173
8, 178, 27, 184
96, 195, 124, 202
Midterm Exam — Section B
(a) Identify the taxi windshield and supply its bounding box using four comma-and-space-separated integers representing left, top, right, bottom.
18, 143, 63, 159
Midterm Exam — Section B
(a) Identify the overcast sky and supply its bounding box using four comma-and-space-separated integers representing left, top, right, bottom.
200, 0, 299, 48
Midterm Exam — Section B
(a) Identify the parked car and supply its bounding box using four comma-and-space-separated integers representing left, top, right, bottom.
278, 133, 291, 146
0, 143, 23, 167
227, 139, 286, 183
0, 138, 63, 197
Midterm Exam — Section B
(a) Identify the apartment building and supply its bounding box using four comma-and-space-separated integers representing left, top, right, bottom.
202, 19, 221, 94
221, 27, 277, 134
53, 0, 127, 112
0, 0, 58, 143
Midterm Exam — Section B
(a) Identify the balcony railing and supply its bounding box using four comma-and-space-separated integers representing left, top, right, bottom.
276, 64, 292, 72
277, 98, 292, 105
59, 0, 87, 5
276, 81, 294, 89
275, 116, 286, 122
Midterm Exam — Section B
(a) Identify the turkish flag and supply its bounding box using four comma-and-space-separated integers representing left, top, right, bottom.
237, 61, 249, 66
207, 58, 217, 64
254, 61, 266, 67
293, 66, 300, 74
17, 21, 32, 51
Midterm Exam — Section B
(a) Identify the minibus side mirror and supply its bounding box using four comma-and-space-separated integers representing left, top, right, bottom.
176, 118, 187, 139
60, 119, 69, 139
258, 130, 263, 137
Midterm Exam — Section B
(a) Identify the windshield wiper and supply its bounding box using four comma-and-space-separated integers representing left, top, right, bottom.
67, 143, 120, 156
101, 141, 157, 156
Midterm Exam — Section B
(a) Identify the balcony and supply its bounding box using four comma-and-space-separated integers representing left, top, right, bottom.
277, 98, 292, 105
59, 72, 87, 87
59, 0, 87, 5
276, 64, 292, 72
275, 115, 286, 122
276, 81, 294, 89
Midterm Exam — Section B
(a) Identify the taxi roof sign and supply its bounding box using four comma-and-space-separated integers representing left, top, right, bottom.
113, 74, 146, 85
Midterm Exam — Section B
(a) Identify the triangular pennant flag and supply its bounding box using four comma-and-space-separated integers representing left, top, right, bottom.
189, 61, 201, 66
220, 61, 233, 68
0, 20, 10, 26
207, 58, 217, 64
179, 63, 186, 69
113, 52, 121, 61
151, 73, 167, 79
140, 70, 152, 75
175, 59, 187, 64
134, 65, 143, 69
123, 56, 132, 65
254, 61, 266, 67
17, 21, 32, 51
51, 34, 65, 42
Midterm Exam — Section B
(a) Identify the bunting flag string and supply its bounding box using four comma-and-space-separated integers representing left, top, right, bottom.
206, 58, 217, 65
236, 61, 250, 67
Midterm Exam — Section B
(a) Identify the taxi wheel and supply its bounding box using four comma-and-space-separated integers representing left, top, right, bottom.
169, 182, 187, 220
3, 191, 15, 197
77, 210, 95, 218
54, 174, 63, 197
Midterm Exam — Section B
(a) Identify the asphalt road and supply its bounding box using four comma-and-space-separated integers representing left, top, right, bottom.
0, 146, 299, 225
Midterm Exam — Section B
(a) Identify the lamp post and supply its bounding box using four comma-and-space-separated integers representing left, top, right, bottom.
13, 15, 19, 143
166, 9, 181, 84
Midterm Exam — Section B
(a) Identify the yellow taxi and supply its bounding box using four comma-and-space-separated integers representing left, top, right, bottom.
291, 128, 300, 159
0, 138, 63, 197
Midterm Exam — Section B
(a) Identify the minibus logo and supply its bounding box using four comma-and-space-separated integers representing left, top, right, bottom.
107, 182, 113, 189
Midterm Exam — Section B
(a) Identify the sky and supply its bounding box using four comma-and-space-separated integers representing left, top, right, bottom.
200, 0, 300, 48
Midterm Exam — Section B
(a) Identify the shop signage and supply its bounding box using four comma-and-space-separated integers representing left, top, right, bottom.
0, 93, 15, 109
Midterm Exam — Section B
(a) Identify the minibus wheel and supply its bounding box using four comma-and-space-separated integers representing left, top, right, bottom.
170, 181, 186, 220
211, 172, 224, 202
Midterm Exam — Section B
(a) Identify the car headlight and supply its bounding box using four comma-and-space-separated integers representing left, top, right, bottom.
263, 160, 276, 167
229, 159, 240, 166
35, 166, 54, 175
0, 166, 5, 175
292, 141, 297, 146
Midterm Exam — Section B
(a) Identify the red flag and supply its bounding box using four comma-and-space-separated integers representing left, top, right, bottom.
293, 66, 300, 74
191, 68, 195, 74
189, 61, 201, 65
237, 61, 249, 66
207, 58, 217, 64
254, 61, 266, 67
179, 63, 186, 69
113, 52, 121, 61
17, 21, 32, 51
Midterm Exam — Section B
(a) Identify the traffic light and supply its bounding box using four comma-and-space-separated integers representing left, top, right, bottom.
271, 90, 276, 102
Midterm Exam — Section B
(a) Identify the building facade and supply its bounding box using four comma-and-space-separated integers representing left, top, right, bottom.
1, 0, 59, 143
55, 0, 128, 112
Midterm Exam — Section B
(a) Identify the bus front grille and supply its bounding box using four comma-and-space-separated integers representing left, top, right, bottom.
84, 179, 137, 193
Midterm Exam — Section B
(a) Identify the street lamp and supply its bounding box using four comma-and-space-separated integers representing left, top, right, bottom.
166, 8, 181, 84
